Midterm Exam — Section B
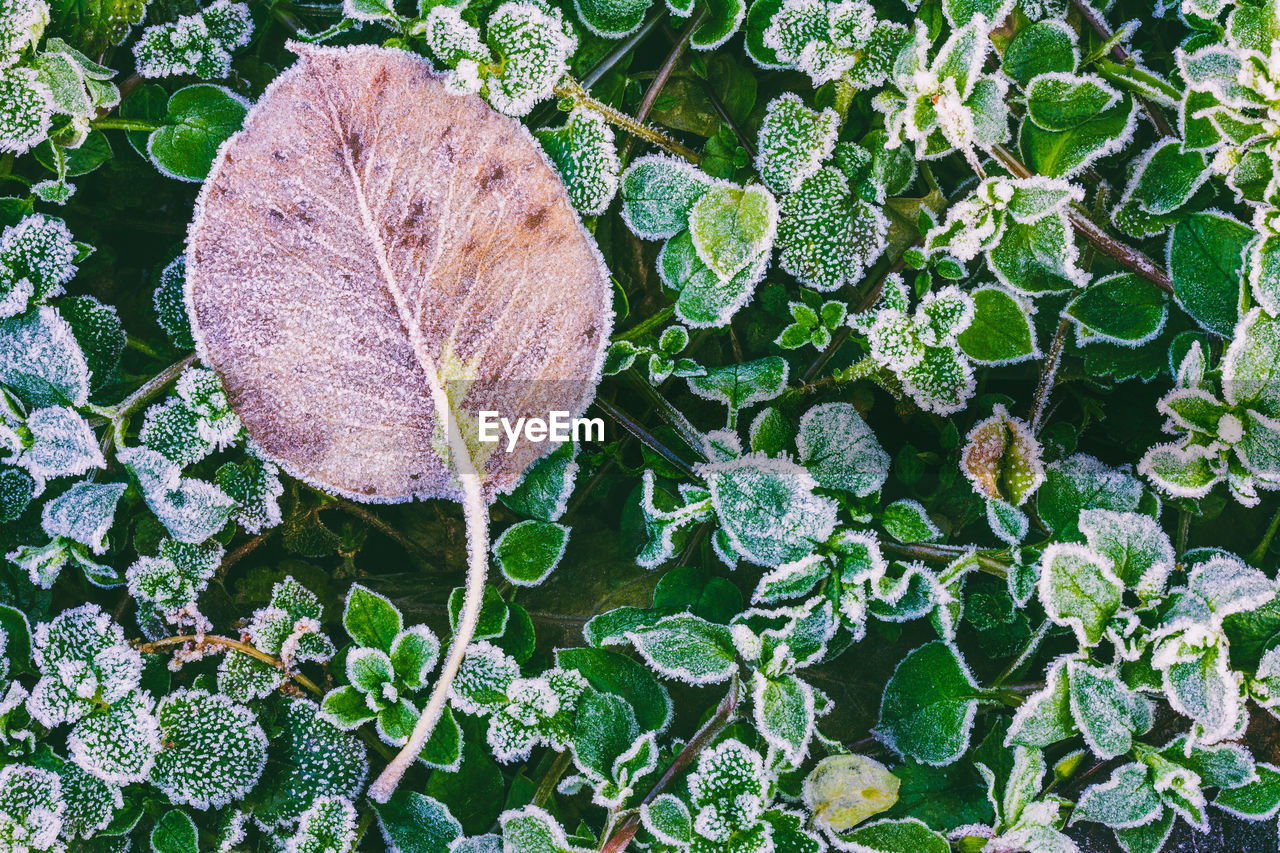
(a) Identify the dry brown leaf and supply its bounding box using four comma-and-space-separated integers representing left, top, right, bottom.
186, 42, 613, 506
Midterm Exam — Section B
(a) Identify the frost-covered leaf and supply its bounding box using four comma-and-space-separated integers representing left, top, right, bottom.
688, 357, 788, 413
0, 764, 64, 852
1006, 655, 1075, 750
620, 154, 712, 240
1214, 763, 1280, 819
1025, 73, 1120, 132
1072, 762, 1162, 829
1036, 454, 1147, 540
373, 791, 463, 853
501, 804, 573, 853
1168, 212, 1253, 337
1038, 543, 1123, 647
700, 453, 838, 566
1020, 94, 1136, 178
776, 167, 887, 291
500, 440, 578, 522
0, 306, 90, 408
754, 671, 816, 764
286, 795, 357, 853
344, 583, 403, 653
956, 286, 1037, 365
876, 641, 981, 766
1112, 139, 1210, 237
1066, 274, 1168, 346
133, 1, 252, 80
831, 816, 948, 853
804, 754, 900, 833
216, 454, 284, 534
755, 93, 839, 195
1066, 660, 1152, 759
625, 614, 737, 684
147, 84, 248, 182
153, 255, 194, 350
881, 499, 941, 543
186, 44, 613, 504
151, 809, 198, 853
119, 446, 234, 544
642, 793, 692, 845
536, 107, 620, 215
41, 481, 125, 555
688, 184, 778, 282
0, 67, 53, 156
796, 402, 889, 496
1077, 508, 1174, 598
126, 539, 223, 614
493, 519, 569, 586
151, 689, 267, 810
960, 404, 1045, 506
483, 3, 577, 116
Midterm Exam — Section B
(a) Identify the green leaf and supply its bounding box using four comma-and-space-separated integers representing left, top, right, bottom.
1020, 96, 1135, 178
876, 641, 981, 766
882, 499, 941, 543
0, 307, 91, 408
1215, 763, 1280, 819
1065, 273, 1168, 345
687, 185, 778, 281
626, 613, 737, 685
956, 287, 1036, 364
448, 583, 509, 640
1168, 211, 1254, 336
1037, 543, 1122, 647
493, 519, 569, 586
373, 792, 464, 853
555, 647, 673, 733
343, 584, 404, 652
1002, 21, 1078, 88
573, 0, 651, 38
572, 691, 639, 779
777, 167, 888, 292
1073, 762, 1162, 828
150, 809, 198, 853
620, 155, 711, 240
320, 685, 377, 730
754, 673, 816, 764
1025, 73, 1120, 131
147, 85, 248, 182
833, 817, 949, 853
687, 356, 788, 411
1066, 660, 1152, 759
796, 402, 890, 496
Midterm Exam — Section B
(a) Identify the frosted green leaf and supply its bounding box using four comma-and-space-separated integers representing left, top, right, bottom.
345, 0, 396, 20
753, 671, 816, 763
0, 306, 91, 408
882, 499, 940, 543
796, 401, 889, 496
1037, 453, 1147, 539
900, 344, 976, 416
147, 84, 249, 182
755, 93, 839, 195
987, 499, 1028, 545
126, 537, 225, 614
493, 519, 569, 586
1078, 508, 1174, 598
536, 107, 620, 216
133, 1, 252, 79
1037, 542, 1122, 646
1025, 73, 1120, 132
14, 405, 103, 488
624, 613, 737, 684
1138, 442, 1219, 501
572, 0, 649, 37
373, 791, 463, 853
1168, 212, 1253, 337
254, 698, 369, 829
1224, 308, 1280, 420
641, 793, 692, 845
0, 214, 79, 317
657, 228, 769, 327
59, 297, 123, 393
0, 0, 48, 61
762, 0, 907, 87
1065, 273, 1168, 346
1112, 139, 1210, 237
119, 446, 235, 544
451, 641, 520, 713
688, 185, 778, 282
987, 212, 1087, 295
67, 689, 161, 785
620, 155, 712, 240
1075, 763, 1162, 829
153, 255, 194, 350
0, 764, 63, 853
484, 2, 577, 117
151, 809, 198, 853
1020, 95, 1136, 178
501, 805, 573, 853
151, 689, 268, 810
140, 398, 214, 467
216, 454, 284, 533
0, 66, 53, 155
700, 453, 838, 566
1215, 763, 1280, 819
776, 167, 887, 291
875, 641, 981, 766
286, 796, 357, 853
58, 761, 122, 840
344, 583, 403, 652
500, 440, 578, 522
832, 817, 949, 853
1006, 655, 1075, 750
1066, 660, 1152, 759
687, 356, 788, 412
40, 481, 124, 556
1152, 629, 1244, 745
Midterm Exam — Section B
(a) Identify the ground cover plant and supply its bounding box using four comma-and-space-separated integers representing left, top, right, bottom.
8, 0, 1280, 850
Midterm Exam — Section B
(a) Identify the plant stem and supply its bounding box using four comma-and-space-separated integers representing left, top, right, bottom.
1068, 0, 1176, 138
91, 118, 161, 132
1029, 317, 1071, 434
533, 750, 574, 807
618, 7, 708, 164
987, 145, 1174, 293
600, 674, 741, 853
583, 8, 667, 90
555, 77, 702, 165
137, 634, 324, 696
595, 397, 698, 478
1247, 508, 1280, 566
98, 354, 197, 421
881, 541, 1010, 578
625, 371, 707, 460
617, 304, 677, 341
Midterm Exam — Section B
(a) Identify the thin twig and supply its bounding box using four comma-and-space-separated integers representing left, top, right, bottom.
137, 634, 323, 696
594, 397, 698, 478
619, 7, 709, 163
600, 675, 741, 853
556, 77, 702, 165
1029, 317, 1071, 433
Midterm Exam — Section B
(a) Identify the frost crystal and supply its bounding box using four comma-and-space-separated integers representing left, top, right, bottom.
484, 2, 577, 116
151, 688, 268, 810
0, 765, 63, 853
0, 214, 79, 317
287, 796, 358, 853
126, 539, 224, 615
762, 0, 907, 87
755, 93, 840, 195
0, 66, 52, 154
0, 0, 48, 65
536, 107, 621, 215
133, 1, 253, 79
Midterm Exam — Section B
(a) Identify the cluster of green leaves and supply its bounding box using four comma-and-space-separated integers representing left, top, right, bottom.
10, 0, 1280, 850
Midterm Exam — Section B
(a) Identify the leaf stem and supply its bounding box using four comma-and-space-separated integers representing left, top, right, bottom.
96, 354, 197, 422
91, 118, 162, 132
1029, 317, 1071, 434
986, 145, 1174, 293
555, 77, 702, 165
136, 633, 324, 696
594, 397, 698, 478
617, 304, 677, 341
600, 674, 740, 853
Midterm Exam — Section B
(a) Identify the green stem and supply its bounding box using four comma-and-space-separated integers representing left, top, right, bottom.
595, 397, 698, 478
554, 77, 702, 164
617, 305, 677, 342
625, 371, 707, 460
98, 353, 196, 421
91, 118, 161, 132
1248, 508, 1280, 566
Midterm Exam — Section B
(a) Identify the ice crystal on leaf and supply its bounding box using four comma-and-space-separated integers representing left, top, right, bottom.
0, 0, 48, 64
151, 688, 267, 810
0, 764, 63, 853
118, 446, 235, 544
220, 576, 333, 701
760, 0, 908, 87
41, 481, 126, 555
286, 796, 358, 853
0, 66, 52, 155
755, 94, 840, 195
0, 215, 78, 318
776, 167, 888, 292
133, 1, 253, 79
620, 155, 713, 240
536, 107, 621, 215
57, 762, 122, 840
960, 404, 1045, 506
482, 2, 577, 117
126, 539, 224, 617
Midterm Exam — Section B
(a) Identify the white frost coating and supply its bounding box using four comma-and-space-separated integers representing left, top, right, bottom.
1037, 542, 1123, 647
